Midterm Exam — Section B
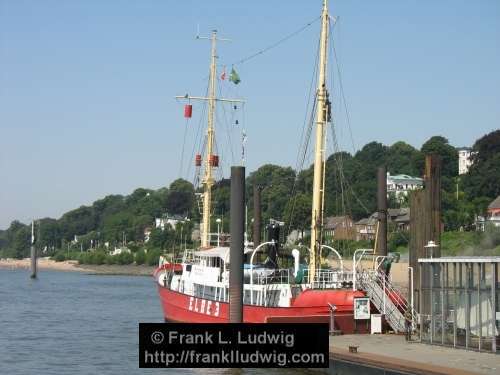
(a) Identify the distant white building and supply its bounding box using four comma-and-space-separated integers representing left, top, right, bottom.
111, 247, 131, 256
386, 172, 423, 202
155, 214, 188, 231
457, 147, 474, 175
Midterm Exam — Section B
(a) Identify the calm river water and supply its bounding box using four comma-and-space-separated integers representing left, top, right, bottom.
0, 269, 318, 375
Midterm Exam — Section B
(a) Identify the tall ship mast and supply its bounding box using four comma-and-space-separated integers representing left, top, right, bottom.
200, 30, 217, 249
309, 0, 330, 279
175, 30, 243, 249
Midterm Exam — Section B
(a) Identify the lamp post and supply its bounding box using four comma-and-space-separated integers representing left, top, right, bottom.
216, 218, 222, 247
424, 240, 439, 259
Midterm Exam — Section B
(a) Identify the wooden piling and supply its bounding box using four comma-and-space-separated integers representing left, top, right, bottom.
409, 154, 442, 312
30, 220, 37, 279
376, 166, 387, 256
229, 166, 245, 323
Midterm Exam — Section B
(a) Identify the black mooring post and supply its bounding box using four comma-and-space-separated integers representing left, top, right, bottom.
377, 166, 387, 256
30, 221, 37, 279
229, 166, 245, 323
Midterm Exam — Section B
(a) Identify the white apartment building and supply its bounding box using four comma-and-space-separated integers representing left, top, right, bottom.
387, 172, 423, 201
458, 147, 474, 175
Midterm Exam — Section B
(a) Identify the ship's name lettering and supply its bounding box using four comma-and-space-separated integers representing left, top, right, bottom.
188, 297, 220, 316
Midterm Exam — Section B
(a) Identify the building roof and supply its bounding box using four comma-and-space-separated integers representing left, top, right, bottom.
387, 174, 423, 184
488, 196, 500, 210
387, 207, 409, 217
355, 216, 377, 226
394, 213, 410, 223
324, 215, 352, 230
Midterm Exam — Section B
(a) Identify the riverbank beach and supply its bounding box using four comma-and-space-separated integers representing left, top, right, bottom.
0, 257, 155, 276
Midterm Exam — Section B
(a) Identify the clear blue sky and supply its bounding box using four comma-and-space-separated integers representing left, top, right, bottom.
1, 0, 499, 229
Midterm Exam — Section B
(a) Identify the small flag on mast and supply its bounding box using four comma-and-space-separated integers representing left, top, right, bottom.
229, 67, 241, 84
220, 67, 226, 80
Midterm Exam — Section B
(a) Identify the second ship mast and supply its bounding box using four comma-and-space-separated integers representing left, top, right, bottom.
309, 0, 330, 278
176, 30, 244, 249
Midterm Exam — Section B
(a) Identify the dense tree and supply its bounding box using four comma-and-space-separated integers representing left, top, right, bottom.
284, 193, 311, 235
463, 130, 500, 201
59, 205, 96, 240
211, 179, 230, 217
419, 136, 458, 179
247, 164, 296, 223
355, 142, 388, 166
37, 218, 61, 251
148, 227, 175, 250
166, 179, 194, 216
386, 141, 422, 176
323, 152, 364, 218
0, 230, 7, 250
3, 221, 30, 258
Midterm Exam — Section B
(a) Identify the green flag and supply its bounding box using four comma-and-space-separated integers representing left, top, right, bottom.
229, 67, 241, 85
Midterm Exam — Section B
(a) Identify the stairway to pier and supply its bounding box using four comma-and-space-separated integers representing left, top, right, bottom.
359, 271, 417, 333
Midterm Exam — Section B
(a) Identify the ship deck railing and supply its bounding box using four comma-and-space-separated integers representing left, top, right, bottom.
255, 268, 291, 285
303, 268, 354, 289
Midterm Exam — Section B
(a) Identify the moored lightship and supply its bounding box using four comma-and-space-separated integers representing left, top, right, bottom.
155, 0, 415, 334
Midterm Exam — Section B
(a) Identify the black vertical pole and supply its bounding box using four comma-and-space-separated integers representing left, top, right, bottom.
30, 221, 37, 279
230, 166, 245, 323
253, 185, 261, 247
377, 166, 387, 256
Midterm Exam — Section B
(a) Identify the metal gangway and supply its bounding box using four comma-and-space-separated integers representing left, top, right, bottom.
359, 270, 418, 333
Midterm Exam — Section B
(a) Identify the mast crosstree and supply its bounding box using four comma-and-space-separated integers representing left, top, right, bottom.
309, 0, 330, 277
176, 30, 244, 249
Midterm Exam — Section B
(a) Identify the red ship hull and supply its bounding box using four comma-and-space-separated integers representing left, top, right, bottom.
157, 284, 370, 334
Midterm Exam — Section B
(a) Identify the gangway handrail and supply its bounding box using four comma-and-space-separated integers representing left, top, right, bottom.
359, 271, 407, 332
352, 248, 373, 291
321, 245, 343, 273
374, 255, 387, 271
249, 241, 276, 305
365, 269, 419, 326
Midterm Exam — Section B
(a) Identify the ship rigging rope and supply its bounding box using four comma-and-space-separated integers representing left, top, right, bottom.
227, 16, 320, 66
285, 33, 320, 237
185, 84, 209, 184
331, 18, 357, 154
179, 117, 190, 177
328, 19, 370, 215
216, 82, 236, 166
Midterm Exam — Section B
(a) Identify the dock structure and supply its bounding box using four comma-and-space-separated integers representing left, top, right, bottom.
329, 334, 499, 375
418, 257, 499, 353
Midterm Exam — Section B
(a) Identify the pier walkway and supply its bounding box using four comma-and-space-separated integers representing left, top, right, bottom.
329, 334, 498, 375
